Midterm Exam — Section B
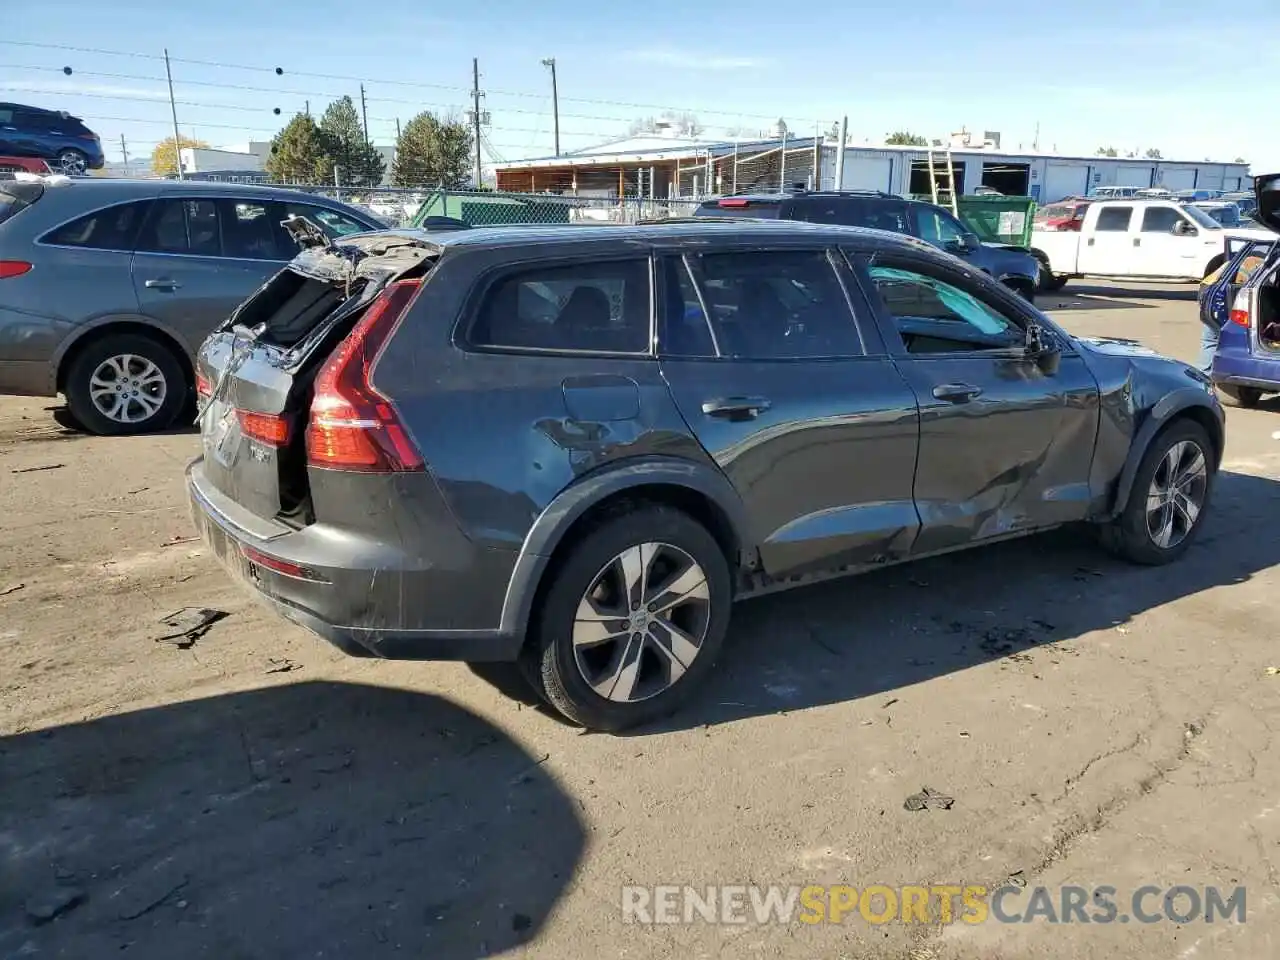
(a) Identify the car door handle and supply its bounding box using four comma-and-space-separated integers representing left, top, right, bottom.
1133, 238, 1141, 246
932, 383, 983, 403
144, 278, 181, 290
701, 396, 772, 419
1087, 238, 1096, 246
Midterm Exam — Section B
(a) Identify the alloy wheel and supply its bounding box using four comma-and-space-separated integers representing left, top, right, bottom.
572, 542, 712, 703
57, 151, 87, 176
1145, 439, 1208, 549
89, 353, 168, 425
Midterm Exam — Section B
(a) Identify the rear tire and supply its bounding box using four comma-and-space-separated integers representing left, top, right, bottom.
527, 504, 732, 732
64, 333, 188, 436
1098, 419, 1214, 566
1035, 258, 1068, 293
1218, 384, 1262, 409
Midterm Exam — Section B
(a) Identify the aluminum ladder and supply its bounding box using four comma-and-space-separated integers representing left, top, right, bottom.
925, 144, 959, 215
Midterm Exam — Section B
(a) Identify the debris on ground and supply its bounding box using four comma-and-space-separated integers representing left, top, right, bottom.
116, 874, 190, 921
153, 607, 228, 649
882, 698, 899, 709
509, 752, 551, 786
1004, 870, 1028, 888
266, 657, 300, 674
904, 786, 955, 812
0, 582, 24, 597
1266, 667, 1280, 677
11, 463, 65, 474
161, 535, 200, 548
25, 884, 86, 925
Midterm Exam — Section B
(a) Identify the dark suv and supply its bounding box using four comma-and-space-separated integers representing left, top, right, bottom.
694, 190, 1040, 301
188, 220, 1224, 732
0, 102, 104, 175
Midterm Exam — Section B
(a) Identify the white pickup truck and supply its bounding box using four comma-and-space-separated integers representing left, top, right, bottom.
1032, 199, 1275, 290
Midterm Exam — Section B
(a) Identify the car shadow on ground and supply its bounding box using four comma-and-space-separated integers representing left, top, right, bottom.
0, 681, 585, 959
1044, 284, 1199, 312
646, 469, 1280, 733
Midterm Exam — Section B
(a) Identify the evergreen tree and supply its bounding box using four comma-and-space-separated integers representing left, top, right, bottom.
264, 113, 330, 184
392, 111, 474, 188
319, 96, 385, 186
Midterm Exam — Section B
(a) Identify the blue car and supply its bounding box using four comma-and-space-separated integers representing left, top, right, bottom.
1201, 174, 1280, 407
0, 102, 104, 175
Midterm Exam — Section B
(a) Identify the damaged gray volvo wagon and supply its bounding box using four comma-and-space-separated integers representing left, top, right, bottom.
189, 220, 1225, 731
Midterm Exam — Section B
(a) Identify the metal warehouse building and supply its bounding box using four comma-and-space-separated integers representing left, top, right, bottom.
494, 130, 1251, 203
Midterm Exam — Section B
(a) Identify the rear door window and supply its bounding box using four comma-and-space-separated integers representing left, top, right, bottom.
1094, 206, 1133, 231
685, 249, 863, 359
469, 258, 651, 354
136, 198, 221, 256
41, 200, 152, 251
797, 198, 910, 233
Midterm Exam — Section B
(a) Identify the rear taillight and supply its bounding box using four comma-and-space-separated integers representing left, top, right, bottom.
237, 410, 291, 446
306, 279, 424, 473
0, 261, 32, 279
1229, 289, 1251, 327
195, 371, 213, 400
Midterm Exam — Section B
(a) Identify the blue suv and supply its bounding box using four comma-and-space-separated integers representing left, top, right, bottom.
1200, 174, 1280, 407
0, 102, 104, 175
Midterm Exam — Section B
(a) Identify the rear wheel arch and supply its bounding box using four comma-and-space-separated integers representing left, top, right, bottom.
499, 460, 754, 642
56, 320, 193, 395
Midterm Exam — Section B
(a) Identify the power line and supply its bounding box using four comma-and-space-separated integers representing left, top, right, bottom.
0, 38, 826, 124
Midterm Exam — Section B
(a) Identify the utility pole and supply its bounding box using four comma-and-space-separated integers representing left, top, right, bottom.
1033, 120, 1040, 151
359, 84, 370, 144
395, 117, 401, 140
471, 58, 483, 188
540, 57, 560, 157
834, 116, 848, 189
119, 134, 129, 177
304, 99, 310, 117
163, 48, 183, 180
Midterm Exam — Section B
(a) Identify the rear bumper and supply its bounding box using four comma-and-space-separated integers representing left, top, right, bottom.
1211, 334, 1280, 392
186, 458, 524, 661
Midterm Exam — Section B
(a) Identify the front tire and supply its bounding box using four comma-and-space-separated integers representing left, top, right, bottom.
64, 333, 188, 436
1218, 384, 1262, 409
1099, 419, 1214, 565
528, 505, 732, 732
1035, 258, 1068, 293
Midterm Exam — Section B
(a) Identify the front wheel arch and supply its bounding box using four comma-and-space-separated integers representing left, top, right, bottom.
1107, 400, 1223, 521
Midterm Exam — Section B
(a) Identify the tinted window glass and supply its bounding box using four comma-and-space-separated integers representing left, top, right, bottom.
868, 263, 1021, 352
284, 203, 370, 238
220, 199, 285, 259
693, 250, 861, 359
660, 257, 716, 357
471, 259, 650, 353
914, 206, 968, 245
0, 108, 12, 124
1141, 207, 1183, 232
42, 201, 150, 251
136, 199, 220, 256
799, 198, 910, 233
1095, 206, 1133, 231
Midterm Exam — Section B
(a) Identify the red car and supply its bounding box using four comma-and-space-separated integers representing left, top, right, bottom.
0, 156, 53, 176
1034, 199, 1091, 232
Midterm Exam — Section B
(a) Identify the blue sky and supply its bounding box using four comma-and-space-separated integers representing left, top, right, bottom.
2, 0, 1276, 170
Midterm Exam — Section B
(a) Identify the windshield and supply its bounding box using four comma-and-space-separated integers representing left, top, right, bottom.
1182, 205, 1223, 230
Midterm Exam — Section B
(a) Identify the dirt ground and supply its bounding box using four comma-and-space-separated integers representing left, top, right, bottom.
2, 281, 1279, 959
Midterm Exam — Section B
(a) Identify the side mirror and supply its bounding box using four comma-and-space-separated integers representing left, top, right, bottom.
1025, 321, 1061, 375
1174, 220, 1198, 237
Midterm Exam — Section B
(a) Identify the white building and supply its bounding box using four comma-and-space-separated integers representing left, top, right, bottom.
178, 146, 264, 175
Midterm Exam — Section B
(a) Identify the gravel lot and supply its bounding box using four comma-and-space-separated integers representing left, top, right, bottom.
2, 281, 1278, 959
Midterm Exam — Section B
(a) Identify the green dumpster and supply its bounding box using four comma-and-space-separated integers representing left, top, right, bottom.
909, 193, 1037, 247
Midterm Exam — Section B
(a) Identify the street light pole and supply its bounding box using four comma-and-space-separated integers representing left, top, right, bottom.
541, 57, 560, 157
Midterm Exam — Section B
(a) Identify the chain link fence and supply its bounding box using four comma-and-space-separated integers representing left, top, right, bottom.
271, 184, 702, 228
